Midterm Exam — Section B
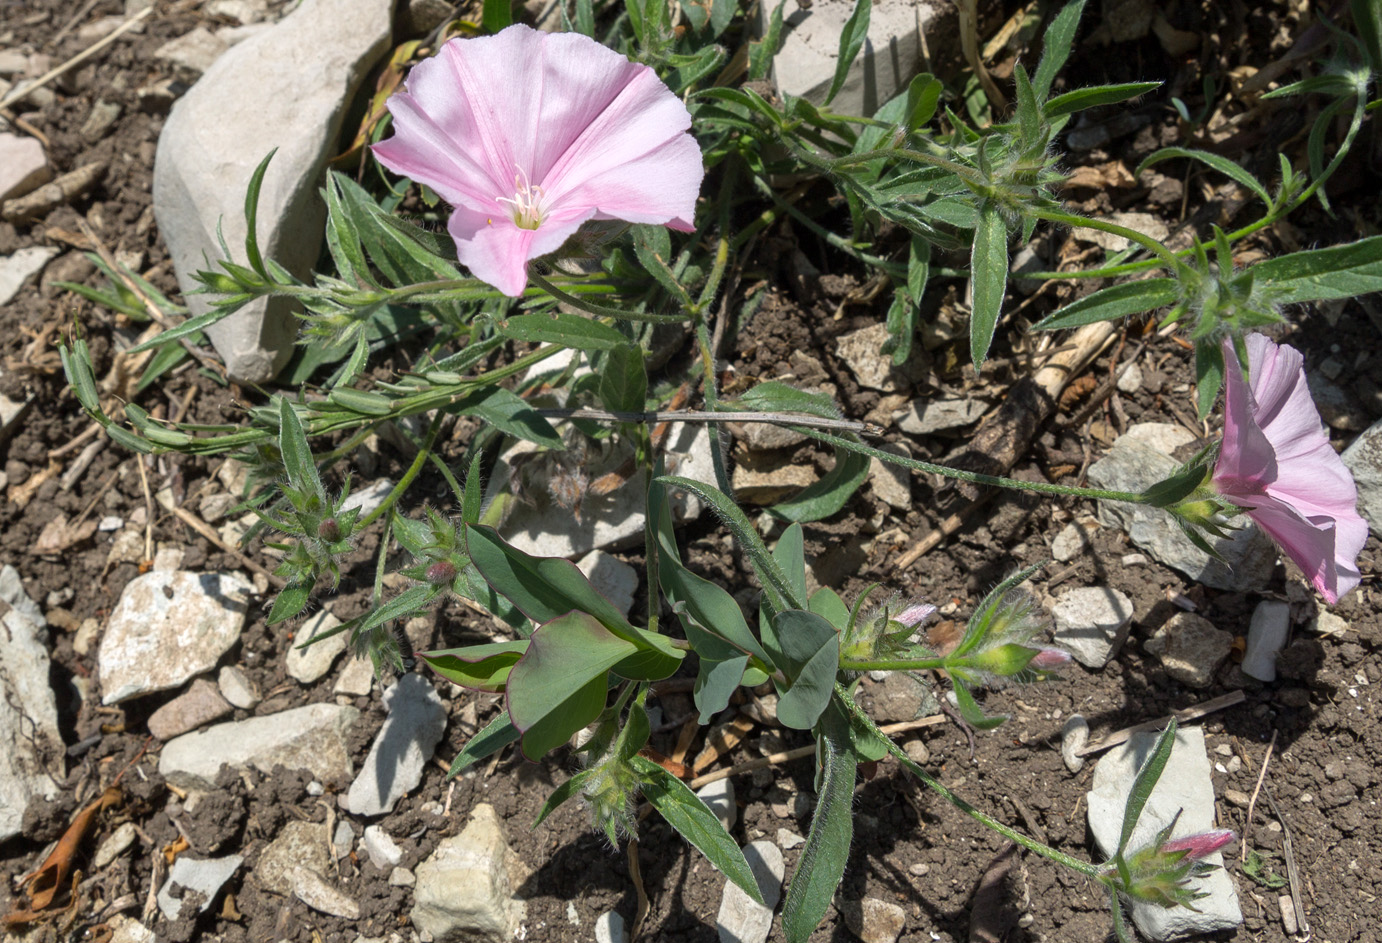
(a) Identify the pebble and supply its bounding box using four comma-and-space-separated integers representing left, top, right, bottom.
715, 840, 782, 943
98, 569, 252, 705
412, 804, 529, 943
902, 738, 930, 766
893, 398, 986, 435
333, 655, 375, 697
1050, 522, 1090, 562
217, 664, 261, 709
696, 777, 736, 832
1116, 361, 1143, 393
841, 897, 906, 943
836, 323, 921, 392
0, 246, 59, 306
157, 854, 243, 920
159, 703, 360, 788
1144, 613, 1233, 688
389, 866, 416, 887
776, 829, 805, 850
1052, 586, 1134, 669
346, 673, 447, 816
286, 609, 348, 683
292, 866, 360, 919
93, 821, 139, 869
147, 678, 233, 739
253, 820, 330, 894
332, 819, 354, 859
1241, 600, 1290, 682
596, 910, 629, 943
362, 825, 403, 869
867, 442, 912, 510
0, 133, 49, 202
80, 100, 122, 143
1061, 714, 1089, 773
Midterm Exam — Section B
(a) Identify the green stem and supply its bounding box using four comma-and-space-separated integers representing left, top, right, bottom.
355, 411, 441, 530
528, 272, 689, 324
695, 319, 734, 497
789, 426, 1149, 504
836, 683, 1100, 877
838, 657, 944, 672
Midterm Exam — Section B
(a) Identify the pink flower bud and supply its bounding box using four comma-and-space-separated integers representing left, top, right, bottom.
1028, 647, 1071, 670
317, 517, 342, 542
426, 560, 457, 585
1160, 829, 1235, 861
896, 603, 936, 628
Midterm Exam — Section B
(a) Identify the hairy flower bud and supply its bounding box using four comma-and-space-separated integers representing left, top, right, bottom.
426, 560, 457, 585
317, 517, 342, 542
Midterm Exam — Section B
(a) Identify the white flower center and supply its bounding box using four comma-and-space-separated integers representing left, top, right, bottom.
497, 167, 547, 230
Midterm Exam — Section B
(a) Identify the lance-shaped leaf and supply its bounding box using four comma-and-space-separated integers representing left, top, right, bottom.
632, 755, 765, 905
1249, 235, 1382, 304
1034, 278, 1179, 331
496, 312, 631, 350
970, 202, 1009, 368
447, 710, 521, 778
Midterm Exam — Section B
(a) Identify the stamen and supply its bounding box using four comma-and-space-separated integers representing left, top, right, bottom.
496, 166, 547, 230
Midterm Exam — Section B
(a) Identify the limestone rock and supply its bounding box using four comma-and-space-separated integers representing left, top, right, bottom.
1061, 714, 1089, 773
732, 452, 818, 505
362, 825, 403, 869
346, 673, 447, 816
494, 423, 713, 558
0, 132, 49, 201
696, 777, 736, 832
1074, 211, 1169, 253
1144, 613, 1232, 689
1341, 418, 1382, 537
1088, 430, 1276, 592
253, 820, 331, 894
147, 678, 234, 739
157, 854, 243, 920
867, 442, 911, 510
287, 609, 348, 682
835, 323, 923, 393
596, 910, 629, 943
159, 703, 360, 788
0, 245, 58, 306
292, 866, 360, 919
94, 821, 139, 869
893, 398, 986, 435
576, 550, 638, 618
217, 664, 261, 709
1051, 586, 1134, 669
334, 655, 376, 697
154, 27, 230, 74
412, 804, 529, 943
99, 570, 251, 704
1088, 727, 1241, 939
153, 0, 394, 381
716, 840, 783, 943
1241, 600, 1290, 682
0, 566, 62, 842
840, 897, 906, 943
765, 0, 952, 119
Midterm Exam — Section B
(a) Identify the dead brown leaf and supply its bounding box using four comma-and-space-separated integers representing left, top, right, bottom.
31, 512, 99, 555
8, 459, 61, 509
4, 787, 121, 926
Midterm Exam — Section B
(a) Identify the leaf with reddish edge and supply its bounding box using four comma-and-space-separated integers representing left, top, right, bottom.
418, 640, 529, 693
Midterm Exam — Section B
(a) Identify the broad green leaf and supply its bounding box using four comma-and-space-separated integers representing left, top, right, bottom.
419, 640, 529, 693
1250, 235, 1382, 303
323, 172, 376, 288
824, 0, 871, 106
598, 344, 649, 415
448, 386, 563, 449
768, 447, 868, 523
447, 710, 521, 777
1013, 63, 1040, 150
658, 548, 771, 665
807, 587, 851, 628
1043, 81, 1160, 119
1032, 0, 1086, 99
769, 609, 840, 730
496, 313, 631, 350
970, 203, 1009, 368
1135, 147, 1272, 209
1034, 278, 1179, 330
782, 702, 856, 942
506, 612, 630, 759
1117, 719, 1178, 856
1194, 337, 1223, 420
632, 755, 766, 904
734, 381, 841, 419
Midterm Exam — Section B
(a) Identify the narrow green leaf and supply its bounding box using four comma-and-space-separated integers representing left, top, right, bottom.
734, 381, 841, 419
243, 149, 277, 280
1194, 338, 1223, 420
824, 0, 871, 106
1033, 278, 1180, 331
970, 203, 1009, 368
336, 332, 370, 388
448, 710, 521, 777
1117, 719, 1178, 856
323, 172, 375, 288
278, 398, 324, 499
749, 0, 787, 81
1250, 235, 1382, 303
482, 0, 513, 32
125, 304, 238, 354
769, 447, 868, 523
462, 452, 484, 525
1013, 64, 1040, 149
533, 770, 594, 828
105, 425, 154, 454
61, 340, 102, 417
951, 681, 1007, 730
358, 583, 442, 636
1032, 0, 1087, 99
496, 313, 631, 351
267, 582, 312, 625
1135, 147, 1273, 209
449, 386, 563, 449
782, 702, 856, 942
1043, 81, 1160, 119
772, 524, 808, 609
632, 755, 766, 905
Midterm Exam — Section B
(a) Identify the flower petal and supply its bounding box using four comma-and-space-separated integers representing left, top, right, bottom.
447, 203, 597, 298
1239, 494, 1362, 605
1214, 337, 1276, 496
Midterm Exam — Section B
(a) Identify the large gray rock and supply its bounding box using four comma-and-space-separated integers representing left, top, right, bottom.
159, 703, 360, 788
412, 803, 529, 943
1087, 430, 1277, 592
716, 840, 783, 943
764, 0, 952, 119
1051, 586, 1134, 669
1088, 727, 1242, 940
346, 673, 447, 816
98, 569, 252, 704
153, 0, 394, 381
1341, 418, 1382, 537
0, 566, 63, 842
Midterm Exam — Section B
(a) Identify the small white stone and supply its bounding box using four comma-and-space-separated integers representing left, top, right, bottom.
217, 664, 260, 709
154, 27, 229, 73
0, 134, 50, 203
363, 825, 403, 869
1061, 714, 1089, 773
776, 829, 805, 850
596, 910, 628, 943
286, 609, 348, 683
291, 866, 360, 919
696, 777, 736, 832
1051, 587, 1134, 669
1241, 600, 1290, 682
716, 840, 783, 943
0, 246, 58, 306
94, 821, 139, 868
389, 866, 416, 887
333, 655, 375, 697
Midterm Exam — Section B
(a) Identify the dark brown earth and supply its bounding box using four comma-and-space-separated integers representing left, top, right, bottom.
2, 1, 1380, 942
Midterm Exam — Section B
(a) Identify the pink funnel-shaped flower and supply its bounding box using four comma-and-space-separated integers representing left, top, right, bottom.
1213, 335, 1366, 604
1160, 829, 1235, 861
373, 25, 704, 296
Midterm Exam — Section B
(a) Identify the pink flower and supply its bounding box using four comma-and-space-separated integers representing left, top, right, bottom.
373, 25, 704, 296
895, 602, 937, 628
1213, 334, 1366, 604
1028, 647, 1072, 670
1159, 829, 1235, 861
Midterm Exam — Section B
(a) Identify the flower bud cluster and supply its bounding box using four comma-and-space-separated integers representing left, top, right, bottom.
1102, 826, 1235, 909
